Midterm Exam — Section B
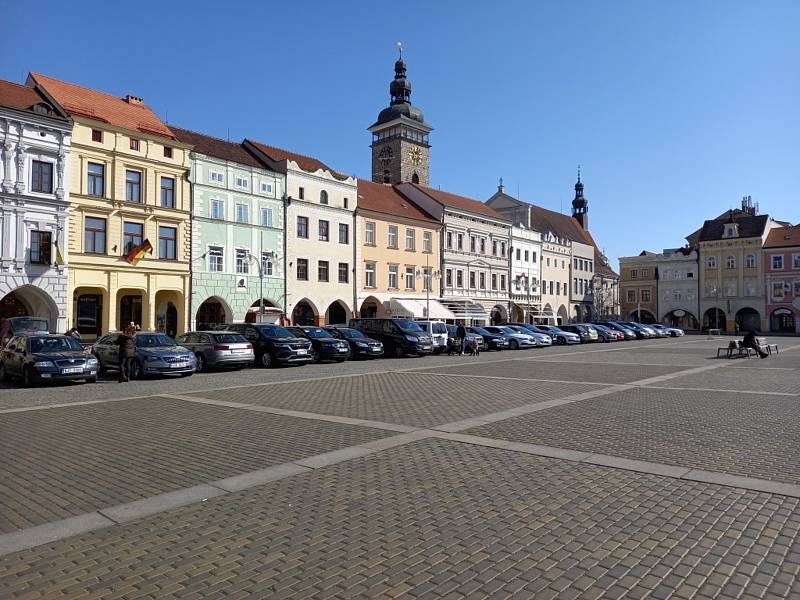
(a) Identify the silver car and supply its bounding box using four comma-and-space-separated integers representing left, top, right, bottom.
507, 325, 552, 347
175, 331, 255, 372
91, 332, 196, 379
484, 326, 536, 350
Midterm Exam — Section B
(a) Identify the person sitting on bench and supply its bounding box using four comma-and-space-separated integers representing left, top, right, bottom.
743, 330, 768, 359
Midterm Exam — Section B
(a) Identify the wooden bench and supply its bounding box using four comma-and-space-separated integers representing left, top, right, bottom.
716, 340, 755, 358
756, 337, 779, 355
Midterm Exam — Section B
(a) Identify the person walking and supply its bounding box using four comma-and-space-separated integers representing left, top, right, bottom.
116, 322, 137, 382
0, 317, 11, 347
65, 327, 81, 341
456, 322, 467, 356
742, 330, 768, 359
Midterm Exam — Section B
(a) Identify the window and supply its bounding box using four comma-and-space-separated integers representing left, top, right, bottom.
574, 278, 578, 293
500, 274, 506, 291
457, 234, 464, 250
125, 170, 142, 203
235, 175, 248, 189
339, 223, 349, 244
31, 161, 53, 193
160, 177, 175, 208
388, 265, 398, 288
772, 281, 785, 300
260, 182, 273, 194
516, 248, 521, 261
793, 254, 800, 269
630, 269, 638, 279
163, 146, 173, 158
29, 231, 51, 264
480, 238, 485, 254
123, 222, 143, 255
726, 255, 736, 269
531, 251, 537, 263
707, 256, 717, 269
491, 274, 497, 290
627, 289, 636, 303
296, 187, 304, 200
320, 190, 328, 205
261, 252, 273, 276
297, 216, 309, 238
318, 260, 329, 282
158, 226, 177, 260
492, 240, 497, 256
447, 232, 453, 249
91, 129, 102, 142
365, 221, 375, 245
470, 236, 476, 253
641, 268, 649, 278
365, 262, 376, 288
405, 266, 415, 289
501, 242, 506, 256
524, 250, 530, 262
405, 228, 415, 250
129, 138, 140, 151
87, 162, 104, 196
261, 208, 273, 227
297, 258, 308, 280
772, 255, 783, 270
456, 270, 463, 288
84, 217, 106, 254
208, 246, 223, 272
388, 225, 398, 248
446, 269, 453, 287
343, 197, 349, 209
745, 254, 755, 268
338, 262, 349, 283
479, 272, 486, 289
641, 289, 651, 302
235, 203, 249, 223
210, 170, 224, 184
318, 220, 329, 241
210, 199, 224, 220
423, 267, 432, 291
235, 249, 249, 274
549, 281, 554, 295
469, 271, 476, 288
574, 258, 579, 269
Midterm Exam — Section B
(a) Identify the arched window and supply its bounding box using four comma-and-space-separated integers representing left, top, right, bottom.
319, 190, 328, 205
411, 172, 420, 184
707, 256, 717, 269
745, 254, 755, 268
726, 255, 736, 269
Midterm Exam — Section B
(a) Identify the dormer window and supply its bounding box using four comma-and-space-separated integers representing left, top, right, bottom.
723, 224, 739, 238
33, 103, 51, 115
320, 190, 328, 205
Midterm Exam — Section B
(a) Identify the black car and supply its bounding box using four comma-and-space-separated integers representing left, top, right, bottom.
466, 326, 508, 351
287, 326, 352, 363
225, 323, 313, 367
324, 326, 384, 359
349, 318, 433, 358
91, 332, 196, 378
0, 334, 98, 386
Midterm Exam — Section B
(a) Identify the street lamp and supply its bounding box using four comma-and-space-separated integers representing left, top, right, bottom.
416, 252, 440, 319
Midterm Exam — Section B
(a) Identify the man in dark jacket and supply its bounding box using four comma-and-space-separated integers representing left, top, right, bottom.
117, 323, 137, 381
743, 330, 768, 359
456, 323, 467, 356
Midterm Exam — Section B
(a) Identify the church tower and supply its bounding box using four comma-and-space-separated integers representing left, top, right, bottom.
369, 47, 432, 185
571, 167, 589, 230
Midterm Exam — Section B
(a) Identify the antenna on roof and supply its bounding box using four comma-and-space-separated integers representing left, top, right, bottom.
227, 127, 230, 142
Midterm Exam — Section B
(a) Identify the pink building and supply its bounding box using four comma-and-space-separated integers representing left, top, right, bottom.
763, 225, 800, 333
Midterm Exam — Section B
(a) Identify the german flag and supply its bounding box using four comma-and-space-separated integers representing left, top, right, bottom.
125, 239, 153, 265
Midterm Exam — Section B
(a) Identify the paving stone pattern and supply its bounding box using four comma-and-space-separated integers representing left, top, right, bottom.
1, 439, 799, 599
468, 387, 800, 485
0, 397, 390, 533
188, 372, 605, 427
664, 366, 800, 394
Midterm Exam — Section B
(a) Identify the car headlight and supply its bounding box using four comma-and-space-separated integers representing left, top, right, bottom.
87, 357, 98, 364
33, 361, 54, 368
355, 341, 368, 347
405, 335, 419, 342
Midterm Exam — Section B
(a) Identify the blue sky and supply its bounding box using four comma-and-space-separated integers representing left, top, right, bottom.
2, 1, 797, 268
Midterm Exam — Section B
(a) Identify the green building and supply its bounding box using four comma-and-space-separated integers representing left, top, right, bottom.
172, 127, 285, 328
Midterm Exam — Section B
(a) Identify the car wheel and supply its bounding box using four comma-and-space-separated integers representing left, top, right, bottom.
312, 349, 322, 363
22, 366, 35, 388
195, 353, 205, 372
94, 353, 107, 375
130, 360, 143, 380
393, 344, 404, 358
557, 336, 566, 346
259, 352, 273, 368
509, 339, 519, 350
86, 377, 97, 383
0, 363, 8, 382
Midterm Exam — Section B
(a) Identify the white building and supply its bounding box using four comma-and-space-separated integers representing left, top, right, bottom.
0, 80, 72, 331
245, 140, 357, 325
509, 225, 542, 323
539, 231, 572, 324
570, 240, 595, 322
657, 247, 699, 329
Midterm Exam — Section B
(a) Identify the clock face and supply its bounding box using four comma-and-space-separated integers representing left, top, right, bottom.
408, 146, 422, 166
378, 146, 393, 166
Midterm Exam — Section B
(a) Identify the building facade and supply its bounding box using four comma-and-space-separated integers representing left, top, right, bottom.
593, 251, 620, 320
657, 247, 699, 329
570, 240, 595, 322
763, 225, 800, 333
539, 231, 572, 324
245, 140, 357, 325
172, 128, 286, 328
355, 179, 447, 319
0, 80, 72, 331
31, 73, 191, 339
619, 252, 659, 323
509, 225, 542, 323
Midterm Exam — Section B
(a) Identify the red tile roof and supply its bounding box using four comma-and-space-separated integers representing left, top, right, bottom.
357, 179, 439, 224
0, 79, 59, 116
764, 225, 800, 248
30, 72, 174, 139
408, 184, 508, 220
171, 126, 264, 169
246, 139, 347, 179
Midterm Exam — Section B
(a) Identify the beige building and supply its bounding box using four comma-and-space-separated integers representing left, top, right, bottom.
539, 230, 572, 324
31, 73, 191, 338
619, 252, 659, 322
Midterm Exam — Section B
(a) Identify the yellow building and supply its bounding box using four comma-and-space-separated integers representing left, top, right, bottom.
356, 179, 449, 319
31, 73, 191, 338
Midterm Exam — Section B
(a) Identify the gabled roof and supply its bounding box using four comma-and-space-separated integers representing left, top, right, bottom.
357, 179, 438, 224
245, 139, 347, 179
29, 72, 174, 139
171, 127, 264, 169
764, 225, 800, 249
403, 183, 508, 221
698, 215, 770, 242
529, 204, 590, 246
0, 79, 68, 122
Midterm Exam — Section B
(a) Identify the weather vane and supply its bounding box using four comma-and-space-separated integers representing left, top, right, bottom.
398, 41, 403, 59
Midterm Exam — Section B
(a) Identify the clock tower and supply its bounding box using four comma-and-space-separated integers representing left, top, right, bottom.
369, 49, 432, 185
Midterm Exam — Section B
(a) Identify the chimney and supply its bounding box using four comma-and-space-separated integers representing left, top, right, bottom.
125, 95, 144, 105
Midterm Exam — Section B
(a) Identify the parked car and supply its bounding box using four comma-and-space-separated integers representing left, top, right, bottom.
483, 325, 536, 350
415, 320, 449, 354
0, 333, 98, 386
174, 331, 254, 372
287, 326, 351, 363
349, 318, 433, 358
559, 324, 599, 343
651, 323, 685, 337
535, 324, 581, 345
224, 323, 313, 367
324, 326, 384, 359
445, 325, 484, 354
618, 322, 654, 339
4, 316, 50, 339
506, 325, 552, 347
592, 323, 621, 342
92, 332, 196, 378
466, 326, 508, 351
645, 324, 670, 338
594, 321, 637, 340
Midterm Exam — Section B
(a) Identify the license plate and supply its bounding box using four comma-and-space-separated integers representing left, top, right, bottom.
61, 367, 83, 374
338, 348, 348, 352
231, 349, 247, 354
296, 349, 307, 355
420, 345, 431, 351
170, 362, 189, 368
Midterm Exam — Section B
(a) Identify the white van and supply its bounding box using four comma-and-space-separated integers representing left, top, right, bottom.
415, 320, 448, 353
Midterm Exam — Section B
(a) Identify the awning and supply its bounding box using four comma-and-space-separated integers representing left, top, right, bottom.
440, 299, 490, 320
388, 298, 455, 320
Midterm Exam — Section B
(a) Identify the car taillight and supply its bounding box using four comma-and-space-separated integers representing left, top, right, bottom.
214, 344, 230, 350
246, 343, 253, 349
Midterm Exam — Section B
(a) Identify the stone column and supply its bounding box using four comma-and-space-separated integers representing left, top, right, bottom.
14, 141, 25, 194
2, 138, 14, 193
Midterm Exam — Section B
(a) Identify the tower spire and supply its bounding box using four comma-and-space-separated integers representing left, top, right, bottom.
398, 41, 403, 60
572, 168, 588, 230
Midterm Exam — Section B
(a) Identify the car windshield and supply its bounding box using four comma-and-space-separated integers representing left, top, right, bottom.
302, 327, 333, 339
214, 334, 247, 343
29, 336, 83, 353
257, 325, 294, 338
430, 323, 447, 334
136, 334, 176, 347
471, 327, 491, 336
395, 319, 423, 333
509, 326, 528, 333
336, 328, 364, 339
